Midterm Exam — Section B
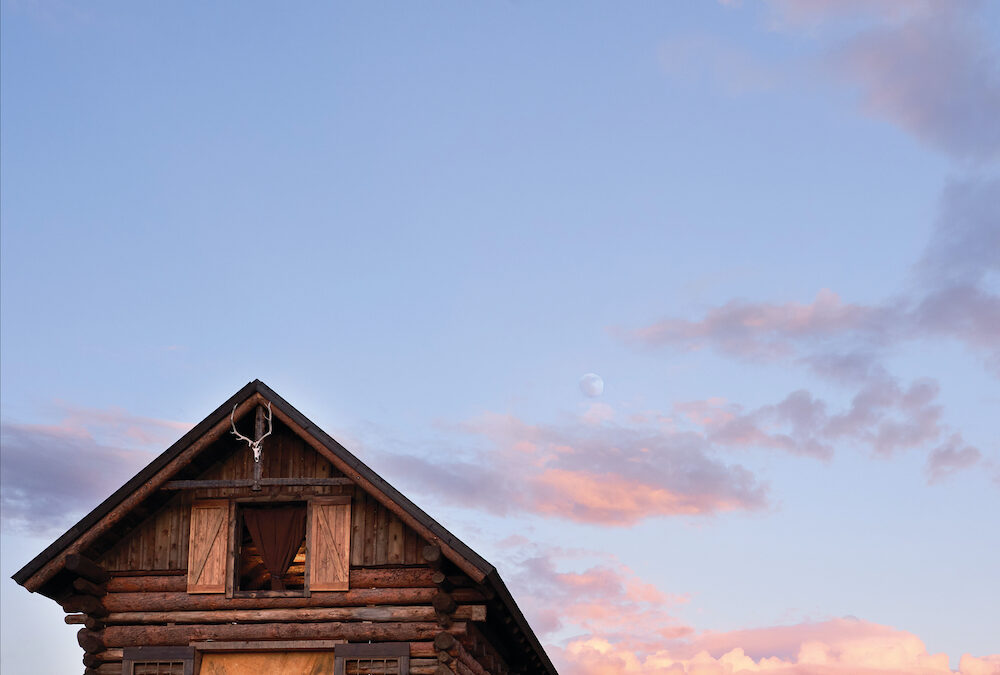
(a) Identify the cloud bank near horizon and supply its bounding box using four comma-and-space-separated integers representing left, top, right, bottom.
500, 545, 1000, 675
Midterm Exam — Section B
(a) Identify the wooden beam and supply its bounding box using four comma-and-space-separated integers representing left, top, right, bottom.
62, 595, 108, 617
162, 478, 353, 490
105, 567, 443, 594
192, 639, 344, 651
73, 577, 107, 597
77, 628, 105, 653
98, 621, 468, 647
104, 605, 487, 625
82, 650, 122, 667
105, 588, 483, 612
432, 591, 457, 614
65, 554, 109, 585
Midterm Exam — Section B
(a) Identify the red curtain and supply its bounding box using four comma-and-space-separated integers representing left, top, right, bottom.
243, 505, 306, 591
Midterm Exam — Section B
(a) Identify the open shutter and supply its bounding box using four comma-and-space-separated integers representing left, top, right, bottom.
309, 498, 351, 591
187, 500, 229, 593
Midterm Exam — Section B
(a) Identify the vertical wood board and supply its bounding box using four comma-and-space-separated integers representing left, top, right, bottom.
187, 501, 229, 593
309, 500, 351, 591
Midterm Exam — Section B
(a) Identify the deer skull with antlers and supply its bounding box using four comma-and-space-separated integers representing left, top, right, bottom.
231, 401, 272, 463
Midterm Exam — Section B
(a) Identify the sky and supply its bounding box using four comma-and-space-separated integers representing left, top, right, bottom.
1, 1, 998, 673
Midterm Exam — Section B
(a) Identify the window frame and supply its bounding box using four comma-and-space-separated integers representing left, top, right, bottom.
122, 646, 195, 675
231, 500, 309, 596
334, 642, 410, 675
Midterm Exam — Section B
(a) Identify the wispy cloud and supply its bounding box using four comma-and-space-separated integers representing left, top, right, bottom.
925, 434, 982, 485
0, 405, 192, 535
378, 363, 977, 527
827, 5, 1000, 160
501, 543, 691, 641
625, 176, 996, 484
677, 373, 949, 460
381, 411, 767, 526
710, 2, 1000, 161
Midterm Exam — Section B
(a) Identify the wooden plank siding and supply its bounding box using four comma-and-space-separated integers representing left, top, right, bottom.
100, 428, 429, 572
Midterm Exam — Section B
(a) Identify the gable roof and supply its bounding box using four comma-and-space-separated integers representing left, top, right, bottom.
13, 379, 557, 675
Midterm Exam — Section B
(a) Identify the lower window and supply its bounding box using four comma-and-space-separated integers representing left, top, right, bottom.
335, 643, 410, 675
123, 647, 194, 675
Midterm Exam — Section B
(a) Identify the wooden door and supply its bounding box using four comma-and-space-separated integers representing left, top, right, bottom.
199, 651, 335, 674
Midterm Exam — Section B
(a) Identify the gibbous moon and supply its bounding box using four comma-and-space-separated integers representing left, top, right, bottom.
579, 373, 604, 397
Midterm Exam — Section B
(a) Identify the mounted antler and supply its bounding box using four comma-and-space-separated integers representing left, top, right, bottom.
231, 400, 272, 463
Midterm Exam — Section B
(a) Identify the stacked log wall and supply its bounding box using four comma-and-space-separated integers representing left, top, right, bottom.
73, 567, 490, 674
75, 422, 516, 674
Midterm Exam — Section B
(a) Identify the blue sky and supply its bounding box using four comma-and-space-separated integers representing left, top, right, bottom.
2, 2, 998, 673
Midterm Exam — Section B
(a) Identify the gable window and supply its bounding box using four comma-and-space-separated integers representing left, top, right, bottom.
236, 502, 307, 592
335, 643, 409, 675
123, 647, 194, 675
186, 497, 351, 595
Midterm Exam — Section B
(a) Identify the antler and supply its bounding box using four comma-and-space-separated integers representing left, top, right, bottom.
231, 401, 272, 462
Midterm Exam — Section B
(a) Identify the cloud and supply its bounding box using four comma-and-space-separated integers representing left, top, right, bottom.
917, 177, 1000, 288
631, 288, 896, 363
381, 411, 767, 526
500, 544, 1000, 675
749, 1, 1000, 161
0, 406, 191, 535
761, 0, 938, 30
828, 5, 1000, 161
380, 369, 965, 526
621, 177, 995, 483
627, 177, 1000, 378
676, 374, 946, 460
556, 625, 1000, 674
925, 434, 981, 484
504, 547, 691, 641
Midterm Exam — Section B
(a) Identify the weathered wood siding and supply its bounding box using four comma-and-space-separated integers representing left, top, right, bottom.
99, 496, 189, 572
101, 427, 428, 571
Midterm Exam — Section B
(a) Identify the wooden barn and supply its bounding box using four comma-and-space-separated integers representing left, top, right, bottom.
12, 380, 558, 675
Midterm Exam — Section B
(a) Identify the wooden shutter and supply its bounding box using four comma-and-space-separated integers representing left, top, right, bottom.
309, 498, 351, 591
187, 501, 229, 593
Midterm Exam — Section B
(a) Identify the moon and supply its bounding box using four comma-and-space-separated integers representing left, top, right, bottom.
579, 373, 605, 397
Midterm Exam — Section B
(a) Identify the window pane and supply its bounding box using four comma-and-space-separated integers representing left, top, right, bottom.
132, 662, 186, 675
344, 657, 401, 675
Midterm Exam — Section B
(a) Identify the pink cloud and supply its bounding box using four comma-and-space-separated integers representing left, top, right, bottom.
829, 5, 1000, 161
925, 434, 981, 484
382, 411, 767, 526
556, 628, 1000, 674
676, 375, 950, 460
381, 369, 973, 527
0, 403, 193, 533
502, 546, 1000, 675
49, 401, 192, 449
627, 177, 1000, 381
632, 288, 886, 362
749, 1, 1000, 161
504, 547, 692, 642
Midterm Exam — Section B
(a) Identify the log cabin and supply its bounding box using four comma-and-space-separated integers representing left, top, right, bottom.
12, 380, 558, 675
